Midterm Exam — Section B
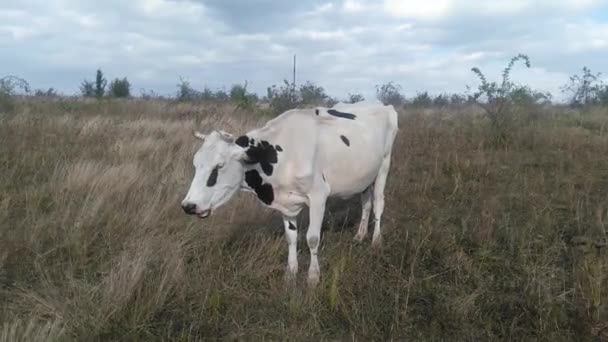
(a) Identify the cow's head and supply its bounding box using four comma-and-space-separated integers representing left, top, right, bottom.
181, 130, 246, 218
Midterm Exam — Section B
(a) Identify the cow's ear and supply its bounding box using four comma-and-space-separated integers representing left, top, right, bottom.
217, 130, 234, 143
193, 131, 207, 141
230, 145, 249, 162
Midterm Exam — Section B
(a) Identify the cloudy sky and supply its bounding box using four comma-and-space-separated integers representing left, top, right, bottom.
2, 0, 608, 100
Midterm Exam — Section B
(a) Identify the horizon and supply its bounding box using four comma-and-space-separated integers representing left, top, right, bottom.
3, 1, 608, 100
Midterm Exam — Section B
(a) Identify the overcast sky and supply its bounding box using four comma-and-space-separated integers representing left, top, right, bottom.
2, 0, 608, 100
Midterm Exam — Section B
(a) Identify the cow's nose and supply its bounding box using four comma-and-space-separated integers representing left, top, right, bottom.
182, 202, 197, 215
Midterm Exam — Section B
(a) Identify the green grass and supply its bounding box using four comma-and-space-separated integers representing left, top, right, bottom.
1, 98, 607, 340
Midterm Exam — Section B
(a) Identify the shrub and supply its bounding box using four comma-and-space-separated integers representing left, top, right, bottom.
34, 88, 58, 97
346, 93, 365, 103
411, 91, 433, 107
299, 81, 328, 106
80, 80, 95, 97
561, 67, 606, 107
470, 53, 532, 145
0, 75, 30, 112
176, 77, 200, 101
267, 80, 299, 115
230, 82, 257, 110
108, 78, 131, 98
376, 82, 405, 107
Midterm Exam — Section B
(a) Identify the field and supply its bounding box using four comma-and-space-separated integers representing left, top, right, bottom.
1, 98, 608, 340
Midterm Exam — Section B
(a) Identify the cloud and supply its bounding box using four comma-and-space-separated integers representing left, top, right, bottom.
1, 0, 608, 101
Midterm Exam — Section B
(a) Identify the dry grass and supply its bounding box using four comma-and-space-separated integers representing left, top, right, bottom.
1, 99, 608, 340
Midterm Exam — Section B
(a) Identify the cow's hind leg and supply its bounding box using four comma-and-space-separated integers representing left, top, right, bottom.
371, 154, 392, 247
354, 186, 373, 242
282, 216, 298, 282
306, 186, 329, 287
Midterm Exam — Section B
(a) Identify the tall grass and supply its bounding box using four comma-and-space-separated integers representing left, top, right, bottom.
1, 99, 607, 340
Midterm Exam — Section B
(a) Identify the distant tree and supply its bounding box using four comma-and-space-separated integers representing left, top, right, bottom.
213, 88, 229, 102
80, 80, 95, 97
108, 77, 131, 98
449, 93, 467, 105
346, 93, 365, 103
411, 91, 433, 107
561, 67, 604, 107
376, 81, 405, 107
176, 77, 199, 101
230, 81, 257, 109
94, 69, 107, 99
267, 80, 299, 115
34, 88, 58, 97
299, 81, 328, 106
0, 75, 30, 112
433, 93, 450, 107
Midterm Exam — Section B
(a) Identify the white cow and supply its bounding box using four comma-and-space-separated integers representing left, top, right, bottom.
181, 102, 399, 286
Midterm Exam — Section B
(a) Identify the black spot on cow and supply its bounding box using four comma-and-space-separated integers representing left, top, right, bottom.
235, 135, 249, 148
340, 135, 350, 146
245, 170, 274, 205
206, 166, 219, 187
249, 138, 255, 146
244, 140, 279, 176
288, 222, 296, 230
275, 145, 283, 152
327, 109, 356, 120
315, 109, 320, 115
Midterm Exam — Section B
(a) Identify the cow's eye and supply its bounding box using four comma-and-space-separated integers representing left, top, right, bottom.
206, 165, 219, 187
217, 162, 225, 169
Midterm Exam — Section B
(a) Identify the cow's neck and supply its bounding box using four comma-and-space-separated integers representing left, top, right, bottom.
234, 126, 282, 206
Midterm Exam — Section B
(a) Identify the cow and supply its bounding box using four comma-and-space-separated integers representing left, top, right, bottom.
181, 101, 399, 286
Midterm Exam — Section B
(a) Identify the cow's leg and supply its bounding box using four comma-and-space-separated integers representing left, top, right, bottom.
282, 216, 298, 281
354, 186, 373, 242
371, 154, 392, 247
306, 191, 328, 287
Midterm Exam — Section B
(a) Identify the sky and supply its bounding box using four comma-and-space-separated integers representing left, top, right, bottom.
1, 0, 608, 101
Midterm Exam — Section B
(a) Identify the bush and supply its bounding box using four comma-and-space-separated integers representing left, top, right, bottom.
267, 80, 299, 115
346, 93, 365, 103
376, 82, 405, 107
230, 82, 257, 110
0, 75, 30, 112
299, 81, 328, 106
411, 91, 433, 107
80, 80, 95, 97
176, 77, 200, 101
561, 67, 607, 107
108, 78, 131, 98
34, 88, 58, 97
470, 53, 533, 146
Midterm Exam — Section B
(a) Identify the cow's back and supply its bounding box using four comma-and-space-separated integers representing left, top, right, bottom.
316, 103, 398, 198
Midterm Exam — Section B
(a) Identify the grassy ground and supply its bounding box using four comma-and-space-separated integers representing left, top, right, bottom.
1, 98, 607, 341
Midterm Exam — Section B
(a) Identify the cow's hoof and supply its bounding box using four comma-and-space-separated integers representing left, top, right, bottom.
371, 235, 383, 248
307, 274, 320, 288
353, 232, 366, 242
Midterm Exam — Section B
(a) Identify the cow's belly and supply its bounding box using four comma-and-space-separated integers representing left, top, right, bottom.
322, 149, 384, 198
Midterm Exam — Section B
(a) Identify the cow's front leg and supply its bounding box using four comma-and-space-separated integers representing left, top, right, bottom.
306, 191, 328, 287
282, 216, 298, 282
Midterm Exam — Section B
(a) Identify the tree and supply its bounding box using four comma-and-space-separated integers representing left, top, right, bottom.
230, 81, 257, 109
95, 69, 107, 98
299, 81, 328, 106
376, 82, 405, 107
80, 80, 95, 97
267, 80, 299, 115
347, 93, 365, 103
469, 53, 543, 145
561, 67, 604, 107
108, 77, 131, 98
